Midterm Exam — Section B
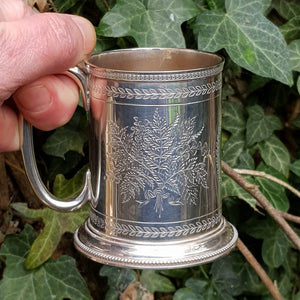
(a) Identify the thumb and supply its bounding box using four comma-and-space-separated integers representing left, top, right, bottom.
0, 12, 96, 101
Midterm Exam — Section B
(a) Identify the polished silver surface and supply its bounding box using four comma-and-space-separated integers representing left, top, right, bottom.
22, 48, 238, 268
74, 218, 238, 269
76, 48, 237, 267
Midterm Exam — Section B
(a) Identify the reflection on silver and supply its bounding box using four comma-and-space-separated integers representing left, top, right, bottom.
22, 48, 238, 269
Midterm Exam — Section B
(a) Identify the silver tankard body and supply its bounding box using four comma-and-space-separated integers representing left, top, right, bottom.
22, 48, 238, 269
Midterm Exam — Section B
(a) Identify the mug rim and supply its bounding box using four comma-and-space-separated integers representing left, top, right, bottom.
86, 48, 224, 82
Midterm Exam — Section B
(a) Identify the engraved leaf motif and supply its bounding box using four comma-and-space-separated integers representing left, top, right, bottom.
107, 109, 208, 217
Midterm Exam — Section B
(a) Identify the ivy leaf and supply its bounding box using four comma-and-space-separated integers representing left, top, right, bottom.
211, 252, 265, 295
222, 134, 246, 167
262, 226, 290, 268
272, 0, 300, 20
0, 225, 91, 300
194, 0, 293, 85
140, 270, 176, 294
222, 173, 257, 208
99, 265, 137, 298
254, 163, 289, 212
53, 165, 88, 199
97, 0, 199, 47
174, 278, 208, 300
288, 40, 300, 72
47, 151, 84, 181
280, 16, 300, 41
257, 134, 290, 175
246, 105, 283, 146
173, 287, 203, 300
43, 108, 88, 159
291, 112, 300, 128
222, 100, 246, 136
290, 159, 300, 176
243, 216, 291, 268
11, 203, 89, 269
242, 215, 274, 240
222, 134, 255, 169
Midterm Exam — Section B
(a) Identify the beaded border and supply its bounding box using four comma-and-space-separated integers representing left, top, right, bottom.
74, 222, 238, 269
90, 65, 223, 82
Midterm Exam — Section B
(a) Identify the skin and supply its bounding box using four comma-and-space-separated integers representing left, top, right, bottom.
0, 0, 96, 151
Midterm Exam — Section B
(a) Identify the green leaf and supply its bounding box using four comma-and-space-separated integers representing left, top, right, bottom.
99, 265, 137, 296
160, 268, 192, 279
47, 151, 84, 181
247, 75, 272, 94
255, 163, 289, 212
297, 76, 300, 95
53, 0, 82, 12
213, 252, 264, 295
290, 159, 300, 176
262, 226, 290, 268
0, 225, 91, 300
177, 278, 207, 299
210, 252, 245, 298
288, 39, 300, 72
173, 288, 201, 300
221, 131, 255, 170
194, 0, 293, 85
222, 134, 246, 167
11, 203, 89, 269
242, 215, 274, 240
280, 16, 300, 41
93, 35, 117, 55
272, 0, 300, 20
244, 216, 291, 268
140, 270, 176, 294
276, 274, 293, 299
43, 108, 88, 159
222, 100, 246, 136
246, 105, 283, 146
177, 277, 228, 300
97, 0, 199, 47
257, 134, 290, 175
222, 173, 257, 208
53, 165, 88, 199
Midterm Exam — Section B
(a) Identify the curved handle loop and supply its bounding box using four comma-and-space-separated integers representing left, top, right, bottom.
21, 65, 91, 212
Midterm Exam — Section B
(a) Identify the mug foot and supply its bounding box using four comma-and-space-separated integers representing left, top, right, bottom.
74, 217, 238, 269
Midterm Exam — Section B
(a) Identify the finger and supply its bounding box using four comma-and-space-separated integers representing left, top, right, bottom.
0, 104, 19, 152
13, 74, 79, 131
0, 0, 34, 22
0, 12, 96, 101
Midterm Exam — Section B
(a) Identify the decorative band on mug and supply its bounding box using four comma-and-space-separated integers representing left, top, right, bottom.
90, 79, 222, 101
88, 208, 222, 239
90, 65, 224, 82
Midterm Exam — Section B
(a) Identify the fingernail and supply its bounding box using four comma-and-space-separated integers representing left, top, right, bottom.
14, 84, 52, 113
71, 16, 96, 55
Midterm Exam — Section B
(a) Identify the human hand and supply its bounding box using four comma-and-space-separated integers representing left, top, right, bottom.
0, 0, 96, 151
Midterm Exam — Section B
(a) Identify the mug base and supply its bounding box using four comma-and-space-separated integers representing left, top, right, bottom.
74, 217, 238, 269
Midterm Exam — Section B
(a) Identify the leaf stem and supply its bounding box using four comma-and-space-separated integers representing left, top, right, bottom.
102, 0, 110, 10
199, 265, 209, 280
221, 161, 300, 251
233, 168, 300, 198
237, 238, 284, 300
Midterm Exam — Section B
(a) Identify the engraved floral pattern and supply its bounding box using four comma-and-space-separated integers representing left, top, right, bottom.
106, 109, 209, 217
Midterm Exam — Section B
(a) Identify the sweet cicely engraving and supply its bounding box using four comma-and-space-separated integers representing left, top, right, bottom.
106, 109, 209, 218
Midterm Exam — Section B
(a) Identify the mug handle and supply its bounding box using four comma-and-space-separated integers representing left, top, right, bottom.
21, 65, 91, 212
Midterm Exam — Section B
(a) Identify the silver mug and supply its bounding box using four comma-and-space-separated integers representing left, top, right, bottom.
22, 48, 238, 269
